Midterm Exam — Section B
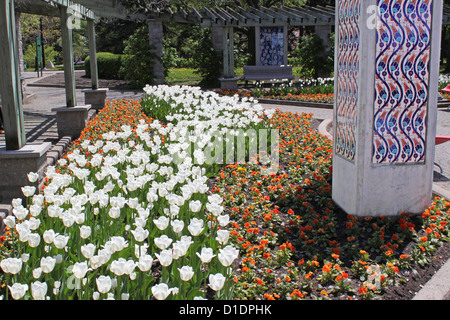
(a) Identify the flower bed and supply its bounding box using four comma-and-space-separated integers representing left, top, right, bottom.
219, 89, 334, 104
213, 111, 450, 300
1, 85, 450, 301
0, 87, 275, 300
219, 79, 334, 104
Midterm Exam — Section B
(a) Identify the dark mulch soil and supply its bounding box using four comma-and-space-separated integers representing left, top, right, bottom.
382, 240, 450, 300
30, 71, 133, 90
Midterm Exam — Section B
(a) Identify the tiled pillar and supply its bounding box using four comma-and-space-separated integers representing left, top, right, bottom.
332, 0, 443, 216
148, 19, 164, 85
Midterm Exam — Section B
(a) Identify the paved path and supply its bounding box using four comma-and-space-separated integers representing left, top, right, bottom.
0, 71, 144, 148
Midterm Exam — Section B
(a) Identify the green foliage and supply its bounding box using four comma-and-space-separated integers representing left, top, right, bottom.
95, 19, 144, 54
290, 33, 333, 79
23, 43, 61, 69
120, 26, 158, 88
191, 29, 223, 88
85, 52, 124, 79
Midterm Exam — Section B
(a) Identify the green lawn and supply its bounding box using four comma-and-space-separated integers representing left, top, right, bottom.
166, 68, 201, 85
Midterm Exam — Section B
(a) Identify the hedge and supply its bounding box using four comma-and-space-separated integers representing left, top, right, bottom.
85, 52, 124, 80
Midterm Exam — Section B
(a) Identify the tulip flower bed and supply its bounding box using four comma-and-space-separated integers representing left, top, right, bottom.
1, 85, 450, 301
0, 87, 277, 300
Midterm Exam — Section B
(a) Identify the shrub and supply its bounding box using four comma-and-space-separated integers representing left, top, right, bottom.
120, 26, 158, 88
290, 34, 332, 79
23, 43, 61, 69
85, 52, 124, 79
191, 29, 223, 88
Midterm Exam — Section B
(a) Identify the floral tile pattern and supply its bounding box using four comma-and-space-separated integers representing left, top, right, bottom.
373, 0, 432, 164
260, 27, 285, 66
335, 0, 360, 161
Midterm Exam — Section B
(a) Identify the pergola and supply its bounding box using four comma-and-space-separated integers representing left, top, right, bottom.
138, 4, 337, 83
0, 0, 128, 152
138, 3, 450, 86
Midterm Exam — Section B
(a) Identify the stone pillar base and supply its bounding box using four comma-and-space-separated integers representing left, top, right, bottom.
0, 142, 51, 203
219, 78, 239, 91
52, 105, 92, 139
82, 88, 109, 110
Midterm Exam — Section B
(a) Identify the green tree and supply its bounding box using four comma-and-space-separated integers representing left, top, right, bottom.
191, 28, 223, 88
290, 33, 330, 78
120, 25, 158, 88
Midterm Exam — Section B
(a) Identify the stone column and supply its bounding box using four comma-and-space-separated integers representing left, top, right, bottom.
53, 6, 91, 139
332, 0, 443, 216
315, 25, 331, 53
148, 19, 164, 85
219, 26, 238, 90
83, 18, 108, 111
15, 11, 24, 74
0, 0, 26, 150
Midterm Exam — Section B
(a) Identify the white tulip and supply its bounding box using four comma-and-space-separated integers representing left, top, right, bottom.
40, 256, 56, 273
3, 215, 16, 228
27, 172, 39, 183
154, 235, 173, 250
216, 229, 230, 245
43, 229, 56, 244
81, 243, 96, 259
79, 225, 91, 239
28, 233, 41, 248
31, 281, 48, 300
137, 254, 153, 272
189, 200, 202, 213
178, 266, 194, 281
153, 216, 169, 230
131, 227, 149, 242
32, 267, 42, 279
208, 194, 223, 205
110, 258, 127, 276
206, 203, 224, 216
96, 275, 112, 294
12, 206, 28, 221
11, 198, 22, 208
29, 204, 42, 217
108, 206, 121, 219
208, 273, 226, 291
171, 219, 184, 234
155, 249, 173, 267
218, 245, 239, 267
0, 258, 23, 274
71, 261, 89, 279
21, 186, 36, 197
217, 214, 230, 227
196, 247, 216, 264
21, 253, 30, 263
151, 283, 172, 300
53, 234, 70, 249
8, 283, 28, 300
188, 218, 204, 236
